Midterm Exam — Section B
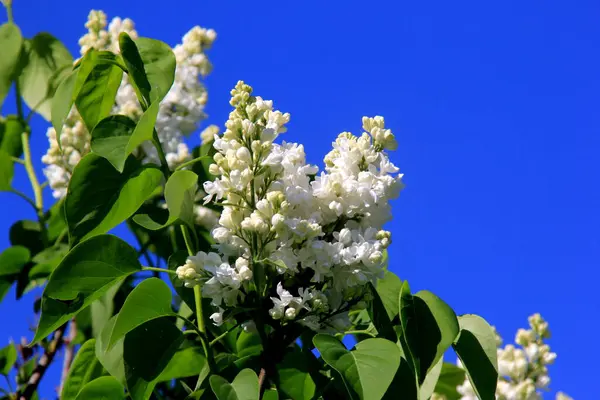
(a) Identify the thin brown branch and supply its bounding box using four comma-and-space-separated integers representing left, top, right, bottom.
17, 325, 66, 400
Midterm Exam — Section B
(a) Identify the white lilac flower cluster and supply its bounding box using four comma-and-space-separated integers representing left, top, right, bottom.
433, 314, 571, 400
176, 81, 403, 329
42, 10, 216, 201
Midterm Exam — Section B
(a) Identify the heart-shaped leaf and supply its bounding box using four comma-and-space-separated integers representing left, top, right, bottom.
118, 33, 175, 107
124, 317, 184, 400
31, 235, 141, 345
433, 363, 466, 400
276, 348, 316, 400
313, 334, 400, 400
399, 282, 459, 382
210, 369, 260, 400
75, 376, 126, 400
106, 278, 174, 350
0, 343, 17, 375
0, 23, 23, 107
0, 246, 30, 277
375, 270, 402, 320
367, 282, 396, 342
96, 315, 125, 383
61, 339, 104, 400
75, 62, 123, 132
133, 170, 198, 230
90, 102, 159, 173
18, 33, 73, 121
452, 314, 498, 400
65, 153, 162, 245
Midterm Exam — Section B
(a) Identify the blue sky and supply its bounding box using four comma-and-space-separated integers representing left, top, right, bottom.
1, 0, 598, 397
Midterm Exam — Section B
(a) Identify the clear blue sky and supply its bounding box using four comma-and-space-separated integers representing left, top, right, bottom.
1, 1, 598, 398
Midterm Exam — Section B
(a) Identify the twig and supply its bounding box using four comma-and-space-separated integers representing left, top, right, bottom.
17, 325, 66, 400
57, 319, 77, 396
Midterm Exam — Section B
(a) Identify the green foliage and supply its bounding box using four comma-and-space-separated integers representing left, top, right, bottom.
18, 32, 73, 120
32, 235, 142, 344
0, 14, 504, 400
134, 170, 198, 230
65, 154, 162, 244
434, 363, 467, 400
314, 334, 401, 400
453, 314, 499, 400
210, 369, 260, 400
61, 339, 104, 400
399, 282, 459, 383
0, 343, 17, 375
0, 23, 23, 107
107, 278, 174, 349
75, 376, 126, 400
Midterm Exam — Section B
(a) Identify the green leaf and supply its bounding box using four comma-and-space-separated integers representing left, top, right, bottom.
263, 389, 279, 400
61, 339, 104, 400
31, 235, 142, 345
452, 315, 498, 400
236, 331, 263, 358
90, 281, 122, 337
107, 278, 174, 350
96, 315, 125, 383
0, 246, 30, 277
420, 356, 443, 400
0, 343, 17, 375
313, 335, 400, 400
367, 282, 396, 342
0, 117, 26, 190
118, 33, 175, 106
210, 369, 260, 400
277, 348, 316, 400
156, 346, 208, 382
9, 220, 44, 254
433, 363, 466, 400
90, 103, 159, 172
134, 170, 198, 230
375, 270, 403, 320
65, 153, 162, 244
399, 283, 459, 383
0, 23, 23, 107
75, 376, 126, 400
124, 317, 184, 400
75, 62, 123, 132
0, 116, 25, 157
18, 33, 73, 121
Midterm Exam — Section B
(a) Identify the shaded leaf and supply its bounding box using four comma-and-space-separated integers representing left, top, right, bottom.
96, 315, 125, 383
367, 282, 396, 342
420, 356, 443, 400
399, 283, 459, 382
75, 376, 126, 400
452, 315, 498, 400
0, 246, 30, 277
61, 339, 104, 400
313, 334, 400, 400
65, 153, 162, 244
0, 343, 17, 375
375, 270, 403, 320
118, 33, 175, 106
124, 317, 184, 400
277, 348, 316, 400
75, 62, 123, 132
18, 33, 73, 120
0, 23, 23, 107
209, 369, 259, 400
91, 103, 159, 172
107, 278, 174, 350
433, 363, 466, 400
134, 170, 198, 230
32, 235, 141, 344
